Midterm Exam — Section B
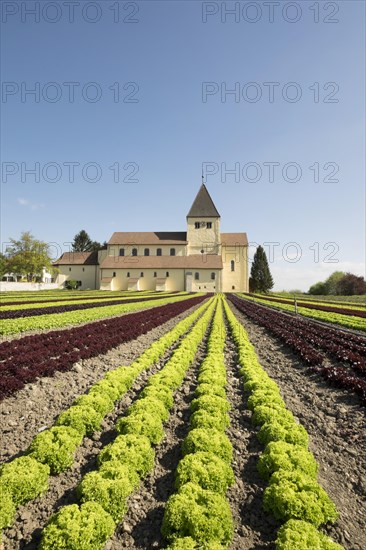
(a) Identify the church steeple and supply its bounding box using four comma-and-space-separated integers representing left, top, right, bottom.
187, 184, 220, 219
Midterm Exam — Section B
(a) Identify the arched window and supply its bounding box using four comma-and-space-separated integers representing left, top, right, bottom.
119, 248, 124, 256
144, 248, 149, 256
113, 272, 116, 277
170, 248, 175, 256
157, 248, 162, 256
140, 272, 144, 277
132, 248, 137, 256
127, 272, 130, 277
211, 272, 215, 280
195, 272, 199, 281
231, 260, 235, 272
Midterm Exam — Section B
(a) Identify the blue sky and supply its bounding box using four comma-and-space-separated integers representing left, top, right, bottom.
1, 0, 365, 290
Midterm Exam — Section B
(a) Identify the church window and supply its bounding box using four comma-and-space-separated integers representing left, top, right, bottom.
127, 272, 130, 277
207, 222, 212, 229
232, 285, 235, 290
170, 248, 175, 256
69, 268, 71, 272
157, 248, 162, 256
144, 248, 149, 256
195, 222, 200, 229
166, 272, 169, 277
195, 272, 199, 280
82, 268, 85, 272
132, 248, 137, 256
231, 260, 235, 272
140, 272, 144, 277
113, 272, 116, 277
119, 248, 124, 256
154, 272, 157, 277
211, 272, 215, 280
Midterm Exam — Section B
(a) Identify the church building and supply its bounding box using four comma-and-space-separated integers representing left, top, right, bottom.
54, 184, 248, 292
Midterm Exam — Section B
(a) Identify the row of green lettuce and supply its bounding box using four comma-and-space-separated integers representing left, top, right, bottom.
0, 291, 176, 311
223, 299, 343, 550
37, 296, 217, 548
0, 298, 214, 542
240, 294, 366, 332
162, 297, 235, 549
0, 293, 200, 335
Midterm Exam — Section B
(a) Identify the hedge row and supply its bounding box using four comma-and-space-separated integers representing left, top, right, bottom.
163, 297, 234, 549
0, 298, 213, 541
38, 298, 217, 549
223, 299, 343, 550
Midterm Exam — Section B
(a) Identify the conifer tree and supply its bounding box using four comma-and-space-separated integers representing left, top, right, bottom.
250, 245, 274, 293
72, 230, 101, 252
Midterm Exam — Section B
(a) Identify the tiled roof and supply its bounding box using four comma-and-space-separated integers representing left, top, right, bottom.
101, 254, 223, 270
221, 233, 248, 246
108, 232, 187, 245
187, 184, 220, 218
53, 251, 99, 266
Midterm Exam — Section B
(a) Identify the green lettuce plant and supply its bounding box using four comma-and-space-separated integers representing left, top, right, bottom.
162, 482, 233, 546
190, 410, 230, 431
28, 426, 83, 474
0, 456, 50, 505
98, 434, 155, 477
258, 420, 309, 448
263, 470, 338, 526
190, 395, 230, 415
252, 404, 291, 426
56, 405, 104, 436
167, 537, 226, 549
74, 393, 114, 417
276, 519, 344, 549
175, 452, 234, 494
39, 502, 115, 550
257, 441, 318, 480
0, 489, 16, 530
116, 410, 164, 444
182, 429, 233, 464
194, 383, 226, 399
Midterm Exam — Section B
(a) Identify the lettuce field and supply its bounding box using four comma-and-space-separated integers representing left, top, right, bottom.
0, 290, 365, 550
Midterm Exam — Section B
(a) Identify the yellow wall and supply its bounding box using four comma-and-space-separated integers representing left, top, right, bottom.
101, 268, 185, 292
221, 245, 248, 292
186, 218, 221, 255
55, 265, 98, 289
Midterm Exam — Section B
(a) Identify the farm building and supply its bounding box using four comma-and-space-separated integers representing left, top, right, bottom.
54, 184, 249, 292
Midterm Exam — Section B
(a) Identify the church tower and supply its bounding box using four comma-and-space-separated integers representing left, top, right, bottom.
186, 184, 221, 256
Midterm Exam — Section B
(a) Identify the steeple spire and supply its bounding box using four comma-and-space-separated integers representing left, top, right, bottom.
187, 183, 220, 218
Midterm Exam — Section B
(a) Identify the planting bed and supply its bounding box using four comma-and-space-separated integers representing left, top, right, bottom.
0, 294, 365, 550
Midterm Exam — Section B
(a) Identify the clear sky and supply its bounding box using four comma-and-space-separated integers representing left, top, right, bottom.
1, 0, 365, 291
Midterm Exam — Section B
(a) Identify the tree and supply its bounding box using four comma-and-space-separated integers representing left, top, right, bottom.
308, 281, 327, 295
72, 230, 102, 252
335, 273, 366, 295
250, 245, 274, 293
0, 253, 8, 278
6, 231, 53, 282
324, 271, 345, 295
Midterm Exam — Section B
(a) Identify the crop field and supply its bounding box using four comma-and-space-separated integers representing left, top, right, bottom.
0, 291, 365, 550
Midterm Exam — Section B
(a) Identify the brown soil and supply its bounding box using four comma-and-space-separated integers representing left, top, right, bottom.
1, 303, 365, 550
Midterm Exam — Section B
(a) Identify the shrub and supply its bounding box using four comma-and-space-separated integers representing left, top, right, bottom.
98, 434, 155, 477
182, 429, 232, 464
56, 405, 104, 436
190, 410, 230, 431
0, 456, 50, 505
190, 396, 230, 415
252, 404, 292, 427
162, 483, 233, 545
276, 519, 344, 549
258, 420, 309, 448
78, 465, 138, 522
0, 489, 16, 530
74, 394, 114, 417
39, 502, 115, 550
116, 411, 164, 445
257, 441, 318, 480
28, 426, 83, 474
263, 470, 338, 527
175, 452, 234, 494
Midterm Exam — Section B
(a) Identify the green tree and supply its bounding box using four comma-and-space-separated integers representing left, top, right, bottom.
6, 231, 53, 282
250, 245, 274, 293
308, 281, 327, 295
324, 271, 345, 295
72, 230, 102, 252
0, 252, 9, 277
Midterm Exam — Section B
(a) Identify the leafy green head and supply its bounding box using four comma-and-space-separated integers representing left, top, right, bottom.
182, 429, 233, 464
28, 426, 83, 474
116, 411, 164, 445
175, 452, 234, 494
98, 434, 155, 477
258, 420, 309, 448
0, 455, 50, 505
276, 519, 344, 549
257, 441, 318, 480
56, 405, 103, 436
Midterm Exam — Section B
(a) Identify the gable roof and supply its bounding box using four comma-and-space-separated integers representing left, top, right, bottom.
108, 232, 187, 245
53, 251, 99, 266
187, 184, 220, 218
